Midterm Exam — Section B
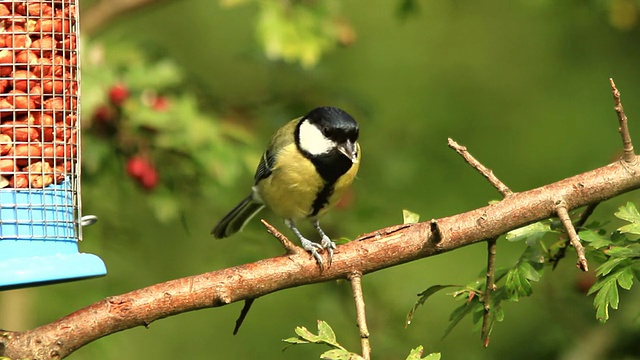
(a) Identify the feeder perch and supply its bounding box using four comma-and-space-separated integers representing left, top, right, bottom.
0, 0, 106, 290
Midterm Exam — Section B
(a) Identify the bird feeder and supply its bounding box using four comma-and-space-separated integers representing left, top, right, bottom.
0, 1, 106, 290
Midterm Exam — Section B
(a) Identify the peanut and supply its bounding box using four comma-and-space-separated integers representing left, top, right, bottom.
0, 121, 39, 141
0, 158, 15, 173
0, 134, 12, 155
9, 173, 29, 188
0, 1, 79, 188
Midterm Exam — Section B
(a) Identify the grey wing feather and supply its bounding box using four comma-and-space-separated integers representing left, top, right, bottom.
253, 149, 276, 184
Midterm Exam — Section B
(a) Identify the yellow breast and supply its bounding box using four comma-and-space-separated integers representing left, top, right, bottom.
256, 143, 360, 220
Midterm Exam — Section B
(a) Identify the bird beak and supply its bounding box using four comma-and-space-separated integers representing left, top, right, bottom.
338, 140, 358, 164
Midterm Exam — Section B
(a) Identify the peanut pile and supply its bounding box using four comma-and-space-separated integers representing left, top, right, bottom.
0, 1, 78, 189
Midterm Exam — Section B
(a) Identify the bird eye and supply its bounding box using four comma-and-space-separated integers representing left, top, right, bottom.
321, 127, 332, 137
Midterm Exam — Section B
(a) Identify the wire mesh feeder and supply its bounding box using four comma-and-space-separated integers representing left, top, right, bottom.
0, 1, 106, 290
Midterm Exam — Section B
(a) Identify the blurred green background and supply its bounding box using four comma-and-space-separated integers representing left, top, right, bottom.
3, 0, 640, 359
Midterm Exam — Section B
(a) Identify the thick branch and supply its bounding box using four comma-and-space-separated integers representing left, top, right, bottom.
3, 157, 640, 358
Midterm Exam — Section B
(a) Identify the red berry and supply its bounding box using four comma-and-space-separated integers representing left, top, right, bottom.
139, 166, 158, 190
152, 96, 170, 112
108, 83, 129, 106
126, 156, 147, 179
93, 104, 114, 124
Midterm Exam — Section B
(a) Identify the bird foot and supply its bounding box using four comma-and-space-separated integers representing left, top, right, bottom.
299, 237, 325, 269
320, 236, 336, 267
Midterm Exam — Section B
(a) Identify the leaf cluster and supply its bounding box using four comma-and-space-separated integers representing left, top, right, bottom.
283, 320, 440, 360
583, 202, 640, 323
220, 0, 354, 68
407, 202, 640, 346
81, 41, 256, 221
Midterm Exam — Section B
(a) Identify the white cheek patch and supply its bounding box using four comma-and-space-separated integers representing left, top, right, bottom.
298, 119, 335, 156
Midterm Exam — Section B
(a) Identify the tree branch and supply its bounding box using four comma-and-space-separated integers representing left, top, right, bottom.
261, 219, 300, 255
555, 200, 589, 271
481, 237, 497, 347
610, 78, 636, 165
447, 138, 514, 197
348, 272, 371, 360
2, 154, 640, 358
447, 137, 511, 347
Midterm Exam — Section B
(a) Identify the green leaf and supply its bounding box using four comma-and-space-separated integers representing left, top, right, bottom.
406, 346, 441, 360
284, 321, 346, 351
616, 266, 635, 290
506, 221, 553, 245
406, 346, 425, 360
615, 202, 640, 222
257, 1, 340, 68
320, 349, 364, 360
282, 336, 311, 345
594, 257, 628, 277
615, 202, 640, 235
589, 267, 636, 322
406, 285, 459, 327
403, 209, 420, 224
316, 320, 341, 348
579, 228, 613, 249
294, 325, 320, 342
604, 245, 640, 258
505, 261, 541, 301
443, 298, 481, 339
592, 276, 619, 322
423, 353, 442, 360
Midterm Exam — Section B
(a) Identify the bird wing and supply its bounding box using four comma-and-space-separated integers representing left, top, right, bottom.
252, 117, 300, 184
253, 149, 275, 183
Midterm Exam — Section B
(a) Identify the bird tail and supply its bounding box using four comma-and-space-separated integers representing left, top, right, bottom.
211, 194, 265, 238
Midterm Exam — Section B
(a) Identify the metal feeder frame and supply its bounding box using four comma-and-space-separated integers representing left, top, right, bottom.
0, 0, 106, 290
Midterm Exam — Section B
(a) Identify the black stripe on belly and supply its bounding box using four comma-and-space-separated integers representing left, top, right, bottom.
311, 182, 335, 216
308, 151, 353, 217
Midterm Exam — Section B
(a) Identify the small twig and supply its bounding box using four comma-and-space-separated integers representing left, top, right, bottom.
348, 272, 371, 360
555, 201, 588, 271
481, 237, 497, 347
576, 202, 600, 228
447, 138, 513, 197
261, 219, 299, 255
233, 298, 255, 335
447, 138, 510, 346
610, 78, 637, 165
552, 202, 600, 269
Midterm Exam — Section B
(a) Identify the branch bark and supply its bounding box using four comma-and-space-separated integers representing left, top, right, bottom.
348, 272, 371, 360
2, 155, 640, 359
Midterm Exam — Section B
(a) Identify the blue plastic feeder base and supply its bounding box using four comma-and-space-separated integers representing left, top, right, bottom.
0, 183, 107, 290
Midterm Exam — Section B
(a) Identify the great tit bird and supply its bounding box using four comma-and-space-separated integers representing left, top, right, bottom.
211, 106, 360, 267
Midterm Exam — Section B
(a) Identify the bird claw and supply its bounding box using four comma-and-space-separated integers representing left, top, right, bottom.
300, 237, 325, 269
320, 236, 336, 267
286, 219, 336, 270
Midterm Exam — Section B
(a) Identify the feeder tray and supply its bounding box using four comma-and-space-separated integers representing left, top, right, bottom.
0, 182, 106, 290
